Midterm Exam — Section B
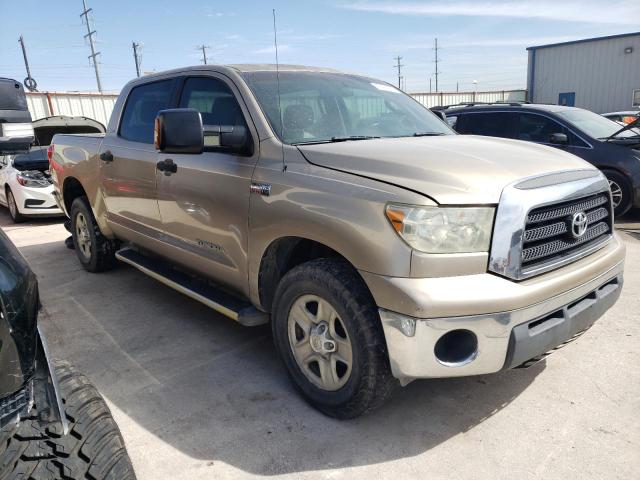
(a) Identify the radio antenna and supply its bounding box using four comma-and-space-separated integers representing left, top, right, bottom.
273, 8, 286, 172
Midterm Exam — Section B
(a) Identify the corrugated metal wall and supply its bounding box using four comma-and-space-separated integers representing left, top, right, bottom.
410, 90, 527, 108
26, 92, 118, 127
528, 34, 640, 113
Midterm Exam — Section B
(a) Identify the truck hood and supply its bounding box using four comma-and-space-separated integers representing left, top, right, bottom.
297, 135, 593, 204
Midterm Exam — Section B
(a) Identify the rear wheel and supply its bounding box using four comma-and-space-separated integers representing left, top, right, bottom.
70, 197, 117, 272
272, 258, 397, 419
0, 362, 136, 480
603, 170, 632, 217
6, 188, 24, 223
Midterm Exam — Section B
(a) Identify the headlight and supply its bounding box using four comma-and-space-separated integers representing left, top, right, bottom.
386, 204, 495, 253
16, 171, 50, 188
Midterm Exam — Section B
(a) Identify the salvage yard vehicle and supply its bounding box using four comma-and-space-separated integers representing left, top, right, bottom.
441, 102, 640, 216
0, 116, 105, 222
602, 110, 639, 125
51, 65, 625, 419
0, 78, 34, 154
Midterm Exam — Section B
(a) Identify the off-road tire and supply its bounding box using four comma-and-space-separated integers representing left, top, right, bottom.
272, 258, 397, 419
0, 362, 136, 480
602, 169, 632, 217
6, 188, 24, 223
70, 196, 117, 272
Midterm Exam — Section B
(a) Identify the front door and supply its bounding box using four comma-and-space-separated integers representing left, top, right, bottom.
99, 78, 175, 242
156, 75, 258, 295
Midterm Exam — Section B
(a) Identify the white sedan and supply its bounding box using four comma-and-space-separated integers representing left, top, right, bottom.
0, 147, 63, 222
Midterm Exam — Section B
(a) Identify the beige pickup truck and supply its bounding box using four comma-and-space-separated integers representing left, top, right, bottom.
50, 65, 625, 418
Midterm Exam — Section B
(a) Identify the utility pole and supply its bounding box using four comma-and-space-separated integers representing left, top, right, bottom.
18, 35, 38, 91
394, 56, 404, 90
132, 42, 142, 77
198, 45, 210, 65
80, 0, 102, 92
456, 82, 459, 93
429, 77, 432, 93
433, 37, 440, 93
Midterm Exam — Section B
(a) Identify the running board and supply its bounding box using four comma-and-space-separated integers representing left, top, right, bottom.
115, 248, 269, 327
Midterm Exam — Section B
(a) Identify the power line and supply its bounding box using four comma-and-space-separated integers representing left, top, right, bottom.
393, 56, 404, 90
433, 37, 441, 93
132, 42, 142, 77
197, 44, 211, 65
80, 0, 102, 92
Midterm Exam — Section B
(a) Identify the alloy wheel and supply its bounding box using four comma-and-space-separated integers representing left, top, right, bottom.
608, 180, 623, 208
287, 294, 353, 391
7, 191, 17, 219
75, 212, 92, 259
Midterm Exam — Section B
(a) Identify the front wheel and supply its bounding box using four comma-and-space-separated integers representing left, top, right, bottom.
6, 188, 24, 223
603, 170, 632, 217
272, 258, 397, 419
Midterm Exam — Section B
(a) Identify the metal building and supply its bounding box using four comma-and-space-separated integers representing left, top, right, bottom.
527, 32, 640, 113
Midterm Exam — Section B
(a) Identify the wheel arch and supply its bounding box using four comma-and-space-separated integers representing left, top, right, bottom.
62, 176, 88, 214
257, 236, 364, 313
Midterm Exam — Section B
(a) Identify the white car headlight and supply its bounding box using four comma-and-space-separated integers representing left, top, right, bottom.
386, 204, 495, 253
16, 171, 50, 188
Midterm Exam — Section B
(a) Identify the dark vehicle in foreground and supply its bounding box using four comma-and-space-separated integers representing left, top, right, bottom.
0, 78, 34, 154
443, 103, 640, 216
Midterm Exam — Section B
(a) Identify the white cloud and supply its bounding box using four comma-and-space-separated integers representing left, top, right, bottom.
253, 45, 292, 55
343, 1, 640, 25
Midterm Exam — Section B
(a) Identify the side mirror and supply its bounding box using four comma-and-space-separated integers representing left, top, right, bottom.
430, 108, 448, 123
203, 125, 252, 155
154, 108, 204, 154
549, 133, 568, 145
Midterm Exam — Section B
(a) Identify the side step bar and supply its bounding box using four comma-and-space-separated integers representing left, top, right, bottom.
115, 248, 269, 327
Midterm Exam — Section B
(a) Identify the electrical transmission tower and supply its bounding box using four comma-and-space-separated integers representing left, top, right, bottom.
132, 42, 142, 77
197, 45, 210, 65
80, 0, 102, 92
433, 38, 441, 93
394, 56, 404, 90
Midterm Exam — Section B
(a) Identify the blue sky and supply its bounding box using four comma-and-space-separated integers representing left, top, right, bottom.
0, 0, 638, 93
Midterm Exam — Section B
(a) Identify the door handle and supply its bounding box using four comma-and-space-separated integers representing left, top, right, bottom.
156, 158, 177, 175
100, 150, 114, 162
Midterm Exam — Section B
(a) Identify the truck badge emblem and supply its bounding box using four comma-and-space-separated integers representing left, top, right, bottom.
250, 183, 272, 196
570, 211, 588, 238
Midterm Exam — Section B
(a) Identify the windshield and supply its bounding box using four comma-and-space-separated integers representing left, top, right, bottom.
556, 109, 640, 139
242, 71, 452, 144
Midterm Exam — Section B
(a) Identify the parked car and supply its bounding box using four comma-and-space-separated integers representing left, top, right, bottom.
0, 78, 34, 154
51, 65, 624, 419
602, 111, 639, 125
443, 103, 640, 216
0, 203, 135, 480
0, 116, 105, 222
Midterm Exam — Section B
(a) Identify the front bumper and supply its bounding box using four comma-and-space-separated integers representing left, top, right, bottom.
364, 234, 625, 384
15, 184, 63, 217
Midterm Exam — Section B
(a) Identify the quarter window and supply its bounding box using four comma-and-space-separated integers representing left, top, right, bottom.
119, 80, 174, 144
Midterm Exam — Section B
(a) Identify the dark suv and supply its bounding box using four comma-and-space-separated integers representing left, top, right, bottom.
442, 103, 640, 216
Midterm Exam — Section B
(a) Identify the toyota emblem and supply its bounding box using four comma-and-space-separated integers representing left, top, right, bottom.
570, 211, 588, 238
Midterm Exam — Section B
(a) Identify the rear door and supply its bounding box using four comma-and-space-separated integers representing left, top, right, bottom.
455, 111, 517, 139
155, 75, 259, 294
99, 78, 175, 240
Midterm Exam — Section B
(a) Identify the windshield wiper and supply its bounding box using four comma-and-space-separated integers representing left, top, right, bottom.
292, 135, 380, 146
329, 135, 380, 142
604, 117, 640, 141
412, 132, 447, 137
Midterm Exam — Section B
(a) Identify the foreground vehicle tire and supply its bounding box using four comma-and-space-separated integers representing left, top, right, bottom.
603, 170, 632, 217
272, 258, 397, 419
70, 197, 117, 272
6, 188, 24, 223
0, 362, 136, 480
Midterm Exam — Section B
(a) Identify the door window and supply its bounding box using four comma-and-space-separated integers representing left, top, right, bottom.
119, 79, 174, 144
179, 77, 246, 127
517, 113, 587, 147
455, 112, 516, 138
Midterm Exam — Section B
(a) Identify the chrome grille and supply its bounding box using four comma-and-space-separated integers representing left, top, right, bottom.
521, 193, 612, 271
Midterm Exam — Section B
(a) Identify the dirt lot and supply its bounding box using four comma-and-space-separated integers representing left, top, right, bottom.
2, 209, 639, 480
